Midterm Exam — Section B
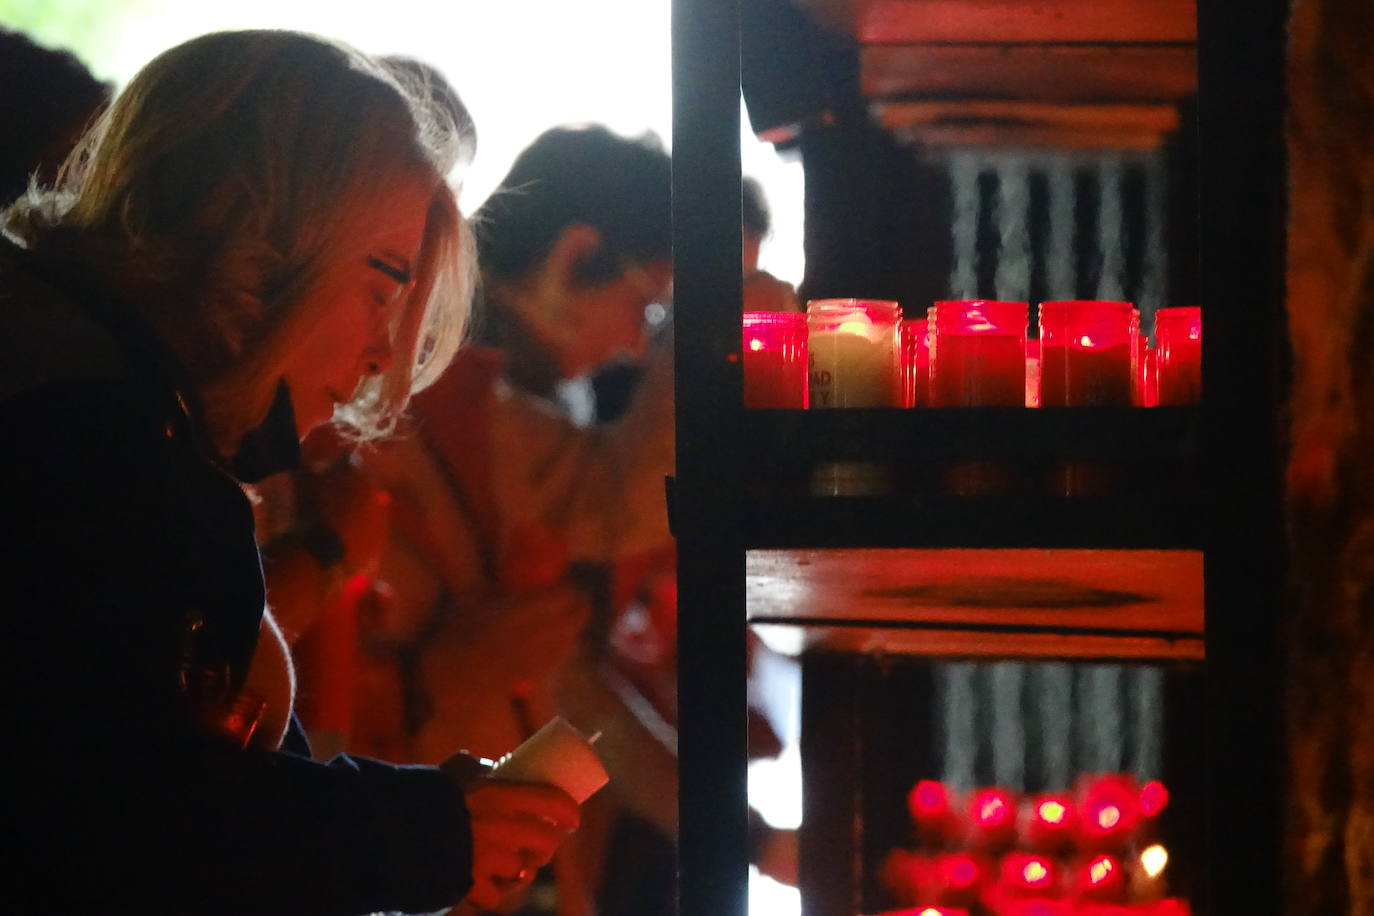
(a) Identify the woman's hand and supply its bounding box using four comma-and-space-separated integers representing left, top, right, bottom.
441, 754, 580, 910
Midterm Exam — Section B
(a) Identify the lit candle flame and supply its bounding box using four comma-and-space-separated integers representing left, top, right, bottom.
1038, 800, 1067, 824
979, 796, 1007, 824
836, 318, 873, 336
1141, 844, 1169, 878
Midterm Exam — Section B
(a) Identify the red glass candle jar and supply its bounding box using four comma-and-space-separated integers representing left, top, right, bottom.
1135, 335, 1159, 407
901, 316, 931, 407
1078, 774, 1140, 852
806, 299, 903, 407
934, 852, 986, 907
1154, 306, 1202, 405
928, 300, 1028, 407
1139, 780, 1170, 820
908, 779, 956, 846
742, 311, 808, 408
1025, 337, 1041, 408
1025, 793, 1078, 852
879, 848, 935, 905
967, 787, 1019, 851
1039, 301, 1136, 407
1074, 854, 1127, 903
998, 853, 1058, 898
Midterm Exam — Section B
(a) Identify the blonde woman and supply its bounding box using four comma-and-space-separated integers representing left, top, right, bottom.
0, 30, 575, 914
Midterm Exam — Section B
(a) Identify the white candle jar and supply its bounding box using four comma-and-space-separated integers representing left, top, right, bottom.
805, 299, 903, 408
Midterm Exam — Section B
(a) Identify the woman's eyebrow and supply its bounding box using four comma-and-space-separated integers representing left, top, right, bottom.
367, 255, 412, 285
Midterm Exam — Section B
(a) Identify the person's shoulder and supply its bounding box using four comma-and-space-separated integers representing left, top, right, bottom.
0, 247, 128, 404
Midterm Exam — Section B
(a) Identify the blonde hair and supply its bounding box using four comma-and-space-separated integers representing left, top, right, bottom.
3, 30, 471, 447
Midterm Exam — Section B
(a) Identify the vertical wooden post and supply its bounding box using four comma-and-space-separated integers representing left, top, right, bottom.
1196, 0, 1289, 912
672, 0, 747, 914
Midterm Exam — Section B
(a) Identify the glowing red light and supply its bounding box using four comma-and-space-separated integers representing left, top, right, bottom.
942, 854, 980, 888
1140, 780, 1170, 817
999, 853, 1055, 898
1088, 855, 1116, 886
1080, 776, 1140, 847
911, 779, 948, 815
974, 790, 1012, 826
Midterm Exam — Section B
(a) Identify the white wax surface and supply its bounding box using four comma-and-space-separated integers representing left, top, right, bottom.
808, 328, 901, 407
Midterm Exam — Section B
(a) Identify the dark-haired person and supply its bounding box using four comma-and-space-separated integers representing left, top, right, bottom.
0, 30, 577, 914
0, 29, 112, 207
357, 123, 677, 911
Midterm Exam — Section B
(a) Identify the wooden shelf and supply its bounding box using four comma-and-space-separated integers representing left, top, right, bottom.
861, 44, 1197, 104
747, 547, 1204, 660
796, 0, 1197, 45
738, 407, 1200, 462
718, 407, 1204, 549
739, 492, 1204, 549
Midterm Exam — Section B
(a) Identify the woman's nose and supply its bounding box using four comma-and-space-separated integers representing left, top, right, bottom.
361, 334, 396, 377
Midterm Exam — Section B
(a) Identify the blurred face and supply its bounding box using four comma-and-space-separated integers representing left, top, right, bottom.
281, 178, 433, 435
559, 258, 672, 377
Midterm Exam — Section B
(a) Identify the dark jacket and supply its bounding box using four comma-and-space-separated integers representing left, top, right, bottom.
0, 240, 473, 915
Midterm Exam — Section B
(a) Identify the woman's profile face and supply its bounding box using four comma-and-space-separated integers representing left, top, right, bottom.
561, 258, 672, 377
280, 178, 434, 436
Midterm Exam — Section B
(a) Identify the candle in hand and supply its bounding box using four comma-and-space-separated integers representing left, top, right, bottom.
806, 299, 903, 408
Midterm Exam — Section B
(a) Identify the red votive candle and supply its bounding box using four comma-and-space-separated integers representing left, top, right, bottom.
1025, 337, 1041, 407
908, 779, 956, 846
929, 301, 1028, 407
901, 316, 931, 407
993, 901, 1071, 916
1135, 336, 1159, 407
742, 311, 808, 408
1026, 794, 1078, 852
879, 848, 935, 905
1154, 306, 1202, 405
1078, 774, 1140, 852
1075, 854, 1126, 903
935, 852, 986, 907
968, 787, 1019, 850
1139, 780, 1170, 820
999, 853, 1058, 898
1039, 301, 1136, 406
806, 299, 903, 407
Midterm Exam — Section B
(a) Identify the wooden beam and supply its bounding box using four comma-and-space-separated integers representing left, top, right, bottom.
895, 122, 1167, 150
748, 548, 1204, 635
854, 0, 1196, 44
874, 101, 1179, 150
873, 99, 1180, 131
862, 43, 1197, 102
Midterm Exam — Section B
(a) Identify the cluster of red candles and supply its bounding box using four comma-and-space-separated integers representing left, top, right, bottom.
873, 774, 1187, 916
741, 301, 1202, 410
